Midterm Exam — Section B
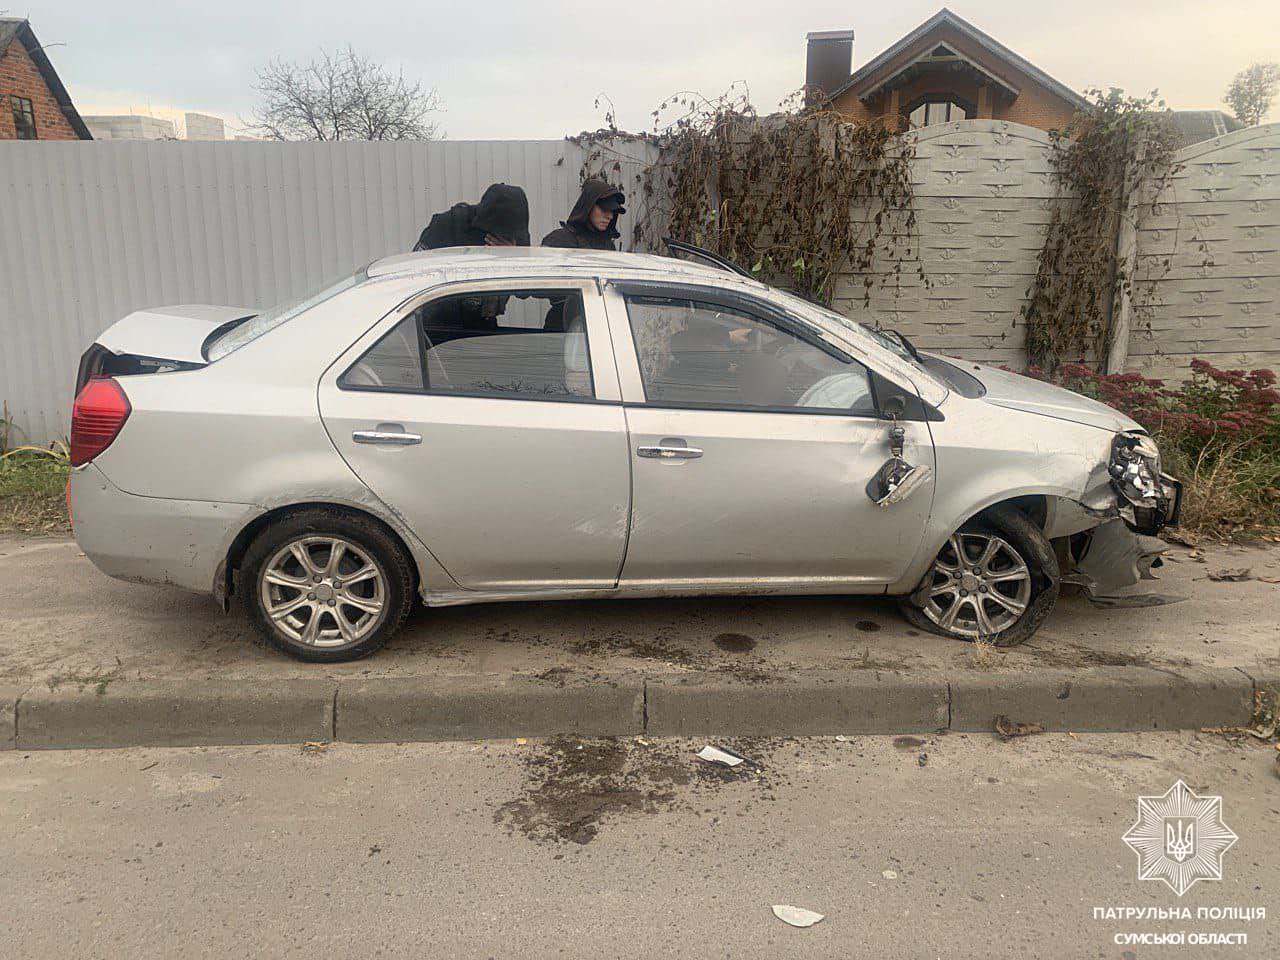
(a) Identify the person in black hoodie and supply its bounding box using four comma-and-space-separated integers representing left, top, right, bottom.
541, 179, 626, 250
412, 183, 531, 251
411, 183, 530, 330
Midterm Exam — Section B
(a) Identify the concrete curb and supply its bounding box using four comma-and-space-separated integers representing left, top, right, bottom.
0, 684, 27, 751
16, 680, 335, 749
645, 672, 950, 737
0, 667, 1266, 750
337, 677, 645, 742
949, 666, 1255, 733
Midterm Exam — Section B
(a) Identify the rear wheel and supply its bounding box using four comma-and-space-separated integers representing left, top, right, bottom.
899, 505, 1058, 647
241, 509, 414, 662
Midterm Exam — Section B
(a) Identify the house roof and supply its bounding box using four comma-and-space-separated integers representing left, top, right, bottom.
827, 8, 1088, 111
0, 17, 93, 139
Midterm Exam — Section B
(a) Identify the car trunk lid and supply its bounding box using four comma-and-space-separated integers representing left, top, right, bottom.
77, 304, 254, 393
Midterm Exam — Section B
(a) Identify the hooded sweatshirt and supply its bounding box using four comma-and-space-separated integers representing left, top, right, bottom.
541, 179, 624, 250
413, 183, 531, 250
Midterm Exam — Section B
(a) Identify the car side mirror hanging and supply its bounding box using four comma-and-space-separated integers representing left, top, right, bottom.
866, 395, 931, 507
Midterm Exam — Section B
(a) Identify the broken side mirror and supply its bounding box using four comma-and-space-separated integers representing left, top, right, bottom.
866, 393, 930, 506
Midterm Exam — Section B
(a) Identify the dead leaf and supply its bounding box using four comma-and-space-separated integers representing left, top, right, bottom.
516, 738, 528, 746
301, 741, 328, 754
1163, 529, 1199, 547
1067, 731, 1079, 740
1208, 568, 1252, 582
1258, 576, 1280, 584
994, 715, 1045, 740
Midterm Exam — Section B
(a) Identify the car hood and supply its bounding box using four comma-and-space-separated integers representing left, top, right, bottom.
95, 304, 254, 364
966, 361, 1141, 432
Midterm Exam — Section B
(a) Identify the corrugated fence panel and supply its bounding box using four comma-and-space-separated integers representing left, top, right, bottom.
0, 138, 644, 443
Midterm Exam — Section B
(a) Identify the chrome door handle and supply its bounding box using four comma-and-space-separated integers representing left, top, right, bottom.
352, 430, 422, 446
637, 444, 703, 460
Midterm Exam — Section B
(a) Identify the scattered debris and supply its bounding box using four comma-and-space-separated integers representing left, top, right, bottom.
893, 736, 926, 750
696, 744, 749, 768
516, 738, 528, 746
1162, 529, 1199, 548
139, 761, 158, 771
772, 905, 824, 928
917, 753, 928, 767
994, 715, 1046, 741
834, 735, 848, 742
1186, 550, 1207, 563
1258, 576, 1280, 584
1088, 593, 1186, 608
854, 620, 881, 633
881, 869, 898, 880
1208, 568, 1252, 582
301, 741, 329, 754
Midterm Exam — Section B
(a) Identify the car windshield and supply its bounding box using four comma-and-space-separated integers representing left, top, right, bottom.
205, 270, 363, 361
767, 288, 924, 368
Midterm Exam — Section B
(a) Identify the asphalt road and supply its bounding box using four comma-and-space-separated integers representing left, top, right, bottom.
2, 732, 1276, 958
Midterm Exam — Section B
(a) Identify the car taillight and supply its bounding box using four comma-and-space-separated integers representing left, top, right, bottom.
70, 377, 131, 467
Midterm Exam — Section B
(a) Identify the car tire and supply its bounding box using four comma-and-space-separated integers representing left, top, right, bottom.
241, 508, 415, 663
898, 504, 1059, 647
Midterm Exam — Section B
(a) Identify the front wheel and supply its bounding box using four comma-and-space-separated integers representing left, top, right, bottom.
241, 509, 415, 662
899, 505, 1059, 647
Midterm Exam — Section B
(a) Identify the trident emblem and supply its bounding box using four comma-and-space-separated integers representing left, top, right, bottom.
1165, 818, 1195, 863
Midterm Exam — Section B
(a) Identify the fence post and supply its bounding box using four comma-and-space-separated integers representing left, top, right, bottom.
1105, 139, 1143, 374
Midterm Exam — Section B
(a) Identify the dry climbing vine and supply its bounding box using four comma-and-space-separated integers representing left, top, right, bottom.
573, 86, 922, 306
1022, 88, 1182, 372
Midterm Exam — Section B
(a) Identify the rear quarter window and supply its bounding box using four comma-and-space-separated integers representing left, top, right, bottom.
205, 271, 362, 361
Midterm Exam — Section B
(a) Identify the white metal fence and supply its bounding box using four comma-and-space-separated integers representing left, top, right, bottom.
0, 138, 653, 444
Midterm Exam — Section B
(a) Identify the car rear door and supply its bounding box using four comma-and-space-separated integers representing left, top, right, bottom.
603, 280, 935, 589
318, 279, 630, 591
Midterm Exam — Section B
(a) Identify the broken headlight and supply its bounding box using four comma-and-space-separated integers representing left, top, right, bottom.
1110, 431, 1181, 533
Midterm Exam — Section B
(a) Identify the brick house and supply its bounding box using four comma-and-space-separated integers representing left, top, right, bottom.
805, 8, 1086, 133
0, 18, 91, 140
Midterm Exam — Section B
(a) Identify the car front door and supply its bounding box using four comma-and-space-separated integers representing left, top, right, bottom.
604, 281, 935, 590
318, 279, 630, 591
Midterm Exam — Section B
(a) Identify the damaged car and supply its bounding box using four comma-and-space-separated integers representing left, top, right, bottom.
68, 245, 1181, 661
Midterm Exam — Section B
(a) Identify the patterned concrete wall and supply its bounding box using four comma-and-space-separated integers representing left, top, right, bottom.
1133, 124, 1280, 379
833, 119, 1062, 369
834, 119, 1280, 379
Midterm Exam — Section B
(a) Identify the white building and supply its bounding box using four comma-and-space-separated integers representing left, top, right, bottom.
82, 114, 176, 140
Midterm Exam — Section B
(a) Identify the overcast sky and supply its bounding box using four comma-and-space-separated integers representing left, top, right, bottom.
16, 0, 1280, 137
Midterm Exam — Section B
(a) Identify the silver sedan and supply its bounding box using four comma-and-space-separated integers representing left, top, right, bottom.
69, 247, 1181, 661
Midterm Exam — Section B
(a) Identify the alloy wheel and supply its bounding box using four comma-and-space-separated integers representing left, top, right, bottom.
260, 536, 386, 648
921, 532, 1032, 639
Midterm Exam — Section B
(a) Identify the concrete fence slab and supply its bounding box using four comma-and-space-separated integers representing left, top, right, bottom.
16, 679, 336, 749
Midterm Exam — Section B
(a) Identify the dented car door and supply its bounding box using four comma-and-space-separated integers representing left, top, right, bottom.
603, 281, 936, 588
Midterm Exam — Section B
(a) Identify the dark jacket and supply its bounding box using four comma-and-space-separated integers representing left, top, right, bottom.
413, 183, 531, 251
541, 179, 624, 250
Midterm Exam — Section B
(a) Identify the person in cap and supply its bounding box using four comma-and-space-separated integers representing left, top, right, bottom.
541, 179, 626, 251
412, 183, 531, 251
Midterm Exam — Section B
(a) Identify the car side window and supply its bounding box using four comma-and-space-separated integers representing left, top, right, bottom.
340, 289, 594, 400
624, 295, 876, 415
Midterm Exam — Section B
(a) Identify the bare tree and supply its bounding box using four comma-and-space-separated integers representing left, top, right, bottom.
1223, 62, 1280, 126
250, 46, 443, 141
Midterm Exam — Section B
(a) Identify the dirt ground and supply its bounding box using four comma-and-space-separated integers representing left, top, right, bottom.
1, 535, 1277, 688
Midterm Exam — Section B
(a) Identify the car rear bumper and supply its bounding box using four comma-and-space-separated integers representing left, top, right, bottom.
70, 463, 261, 595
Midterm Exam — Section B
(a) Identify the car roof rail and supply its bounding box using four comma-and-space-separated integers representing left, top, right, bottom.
662, 238, 755, 279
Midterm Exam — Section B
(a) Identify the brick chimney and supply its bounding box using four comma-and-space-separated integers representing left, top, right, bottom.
805, 29, 855, 105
